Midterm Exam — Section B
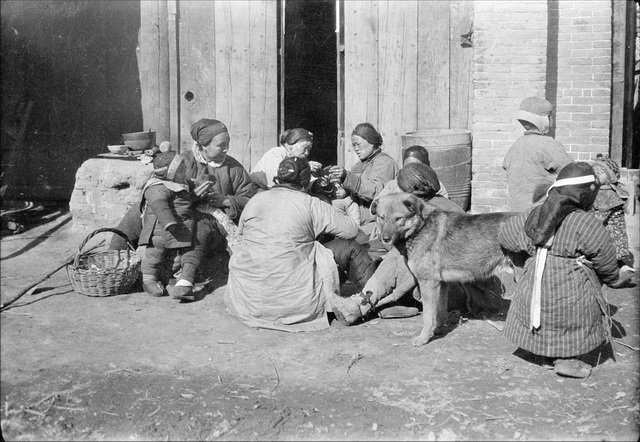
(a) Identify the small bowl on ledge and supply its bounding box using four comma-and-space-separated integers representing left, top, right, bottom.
107, 145, 129, 155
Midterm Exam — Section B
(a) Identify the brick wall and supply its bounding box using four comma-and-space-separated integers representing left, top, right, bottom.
549, 0, 612, 160
471, 0, 549, 213
470, 0, 613, 213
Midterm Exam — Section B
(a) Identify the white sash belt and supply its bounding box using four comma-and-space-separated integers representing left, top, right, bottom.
530, 235, 554, 331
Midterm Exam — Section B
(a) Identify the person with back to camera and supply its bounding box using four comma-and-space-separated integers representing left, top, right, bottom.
498, 162, 619, 378
377, 145, 448, 200
590, 157, 636, 287
327, 122, 399, 239
250, 128, 322, 190
503, 97, 574, 212
224, 157, 376, 331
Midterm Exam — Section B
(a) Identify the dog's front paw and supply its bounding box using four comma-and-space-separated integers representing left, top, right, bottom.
411, 334, 430, 347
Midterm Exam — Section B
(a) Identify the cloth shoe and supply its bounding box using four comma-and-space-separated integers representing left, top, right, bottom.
610, 268, 636, 289
553, 359, 592, 378
143, 281, 167, 297
168, 285, 195, 302
331, 294, 366, 326
378, 305, 420, 319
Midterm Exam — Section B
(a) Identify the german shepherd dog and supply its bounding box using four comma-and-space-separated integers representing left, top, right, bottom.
370, 193, 517, 347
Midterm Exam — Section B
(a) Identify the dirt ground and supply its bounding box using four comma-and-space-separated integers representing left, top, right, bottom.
1, 204, 639, 441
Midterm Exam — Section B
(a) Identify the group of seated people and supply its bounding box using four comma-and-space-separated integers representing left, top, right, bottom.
110, 115, 630, 379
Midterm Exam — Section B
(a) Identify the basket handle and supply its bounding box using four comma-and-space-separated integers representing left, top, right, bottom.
73, 228, 136, 267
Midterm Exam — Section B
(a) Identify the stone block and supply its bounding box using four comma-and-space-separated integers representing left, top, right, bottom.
69, 158, 153, 229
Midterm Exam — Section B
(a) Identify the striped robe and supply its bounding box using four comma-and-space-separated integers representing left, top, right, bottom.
498, 208, 619, 358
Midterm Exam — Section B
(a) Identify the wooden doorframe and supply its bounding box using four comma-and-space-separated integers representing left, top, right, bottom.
336, 0, 345, 167
611, 0, 636, 167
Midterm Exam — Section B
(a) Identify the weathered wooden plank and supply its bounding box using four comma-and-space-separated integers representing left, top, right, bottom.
214, 0, 252, 168
449, 0, 473, 130
177, 0, 217, 151
344, 0, 379, 169
249, 0, 278, 169
378, 0, 418, 165
167, 0, 180, 150
417, 0, 450, 131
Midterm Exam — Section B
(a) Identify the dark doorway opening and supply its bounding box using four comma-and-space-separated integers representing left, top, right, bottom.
281, 0, 337, 167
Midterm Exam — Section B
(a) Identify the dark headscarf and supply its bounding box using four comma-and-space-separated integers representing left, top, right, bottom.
524, 162, 599, 246
190, 118, 228, 147
397, 163, 441, 199
402, 145, 431, 166
274, 157, 311, 189
352, 123, 383, 147
280, 128, 314, 145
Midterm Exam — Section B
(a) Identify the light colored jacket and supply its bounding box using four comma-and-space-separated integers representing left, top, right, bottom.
250, 145, 288, 189
224, 186, 359, 332
502, 130, 573, 212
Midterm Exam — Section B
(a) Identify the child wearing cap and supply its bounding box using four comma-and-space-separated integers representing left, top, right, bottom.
503, 97, 574, 212
591, 157, 635, 287
140, 148, 207, 301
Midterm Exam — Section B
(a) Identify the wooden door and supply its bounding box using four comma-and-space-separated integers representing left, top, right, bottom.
343, 0, 473, 169
142, 0, 279, 170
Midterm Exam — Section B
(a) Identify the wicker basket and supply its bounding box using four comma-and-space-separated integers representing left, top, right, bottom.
67, 228, 141, 297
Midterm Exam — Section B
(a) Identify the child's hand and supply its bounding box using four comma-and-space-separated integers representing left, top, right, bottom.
194, 181, 213, 197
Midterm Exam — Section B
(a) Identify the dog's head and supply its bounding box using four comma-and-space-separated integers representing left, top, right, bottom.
371, 193, 435, 245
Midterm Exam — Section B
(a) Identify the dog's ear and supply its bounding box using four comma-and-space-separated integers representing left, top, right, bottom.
402, 194, 423, 216
370, 199, 379, 216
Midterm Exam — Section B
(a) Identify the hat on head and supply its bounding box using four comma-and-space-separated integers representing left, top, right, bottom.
519, 97, 553, 116
275, 157, 312, 188
397, 163, 441, 199
153, 151, 188, 185
402, 145, 431, 166
524, 162, 598, 246
190, 118, 228, 146
595, 158, 620, 183
352, 123, 383, 147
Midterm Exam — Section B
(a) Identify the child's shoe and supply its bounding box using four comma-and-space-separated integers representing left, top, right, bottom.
143, 280, 167, 297
168, 284, 195, 302
610, 266, 636, 288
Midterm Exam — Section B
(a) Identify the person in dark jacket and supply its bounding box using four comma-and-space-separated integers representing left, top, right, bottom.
140, 151, 215, 300
111, 118, 257, 300
498, 162, 619, 378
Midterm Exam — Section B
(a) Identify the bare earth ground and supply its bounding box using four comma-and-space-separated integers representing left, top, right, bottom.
1, 206, 639, 441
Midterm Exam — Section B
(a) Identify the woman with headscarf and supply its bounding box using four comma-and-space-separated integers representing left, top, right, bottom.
502, 97, 574, 212
498, 162, 619, 378
111, 118, 257, 300
225, 157, 376, 332
377, 145, 448, 200
250, 128, 322, 190
328, 123, 399, 237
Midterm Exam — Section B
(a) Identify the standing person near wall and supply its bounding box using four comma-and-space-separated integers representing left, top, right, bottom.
250, 128, 322, 190
327, 122, 399, 238
503, 97, 573, 212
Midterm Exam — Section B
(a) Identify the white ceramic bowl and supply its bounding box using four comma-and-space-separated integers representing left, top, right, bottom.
107, 145, 129, 154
